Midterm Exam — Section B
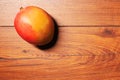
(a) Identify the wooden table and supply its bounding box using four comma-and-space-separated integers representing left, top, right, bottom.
0, 0, 120, 80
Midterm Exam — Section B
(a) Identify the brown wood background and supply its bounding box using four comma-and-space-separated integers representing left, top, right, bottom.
0, 0, 120, 26
0, 0, 120, 80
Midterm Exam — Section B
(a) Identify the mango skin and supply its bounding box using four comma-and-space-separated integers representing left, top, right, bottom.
14, 6, 54, 46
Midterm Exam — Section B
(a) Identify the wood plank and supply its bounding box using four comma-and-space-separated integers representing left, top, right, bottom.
0, 0, 120, 26
0, 27, 120, 80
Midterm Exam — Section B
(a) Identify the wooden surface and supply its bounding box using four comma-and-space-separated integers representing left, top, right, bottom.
0, 0, 120, 26
0, 27, 120, 80
1, 0, 120, 80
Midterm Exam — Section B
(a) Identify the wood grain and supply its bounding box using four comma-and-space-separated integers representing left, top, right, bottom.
1, 0, 120, 79
0, 27, 120, 80
0, 0, 120, 26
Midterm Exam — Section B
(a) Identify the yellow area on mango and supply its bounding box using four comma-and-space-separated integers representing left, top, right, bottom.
22, 6, 54, 45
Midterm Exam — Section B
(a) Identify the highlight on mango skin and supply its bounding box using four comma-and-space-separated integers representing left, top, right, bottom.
14, 6, 55, 46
